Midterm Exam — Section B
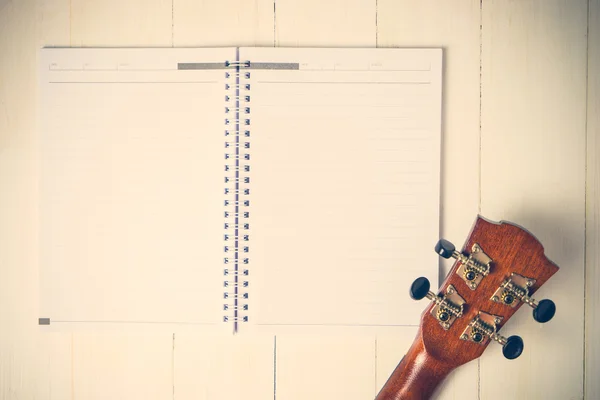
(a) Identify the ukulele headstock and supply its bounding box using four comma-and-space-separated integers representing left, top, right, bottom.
412, 216, 559, 366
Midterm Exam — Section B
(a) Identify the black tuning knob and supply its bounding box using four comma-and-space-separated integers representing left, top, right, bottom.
533, 299, 556, 323
502, 335, 524, 360
435, 239, 456, 259
409, 277, 431, 300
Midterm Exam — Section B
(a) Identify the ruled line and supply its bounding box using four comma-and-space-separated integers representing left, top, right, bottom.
256, 323, 418, 327
258, 81, 431, 85
48, 81, 218, 84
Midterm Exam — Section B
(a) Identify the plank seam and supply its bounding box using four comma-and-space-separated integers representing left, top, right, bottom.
375, 0, 378, 47
71, 333, 74, 400
478, 1, 483, 398
478, 0, 483, 217
273, 336, 277, 400
374, 338, 378, 395
583, 0, 591, 398
69, 0, 72, 46
172, 333, 175, 400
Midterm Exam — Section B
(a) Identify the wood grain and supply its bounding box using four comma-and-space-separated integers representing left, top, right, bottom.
0, 1, 72, 399
39, 0, 70, 46
276, 335, 376, 400
173, 0, 274, 47
480, 1, 587, 398
173, 334, 275, 400
586, 0, 600, 398
275, 0, 375, 47
70, 0, 172, 46
72, 333, 172, 400
376, 216, 560, 400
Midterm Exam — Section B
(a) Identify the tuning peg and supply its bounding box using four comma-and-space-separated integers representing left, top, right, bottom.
501, 335, 524, 360
435, 239, 456, 259
532, 299, 556, 323
410, 277, 432, 300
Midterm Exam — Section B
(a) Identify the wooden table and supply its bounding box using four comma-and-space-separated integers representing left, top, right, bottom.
0, 0, 597, 399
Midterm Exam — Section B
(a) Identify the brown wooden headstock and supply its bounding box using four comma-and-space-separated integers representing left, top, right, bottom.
376, 216, 560, 400
419, 215, 559, 366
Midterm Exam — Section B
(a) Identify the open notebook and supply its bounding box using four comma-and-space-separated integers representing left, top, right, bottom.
38, 47, 442, 334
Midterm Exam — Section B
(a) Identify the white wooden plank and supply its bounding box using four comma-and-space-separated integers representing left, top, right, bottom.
271, 4, 378, 399
480, 1, 587, 399
376, 1, 481, 399
34, 333, 72, 400
0, 1, 72, 399
0, 335, 72, 400
173, 334, 274, 400
173, 0, 274, 46
586, 0, 600, 398
38, 0, 74, 396
269, 2, 378, 397
40, 0, 71, 46
276, 335, 376, 400
72, 333, 172, 399
275, 0, 375, 47
65, 5, 179, 398
70, 0, 172, 46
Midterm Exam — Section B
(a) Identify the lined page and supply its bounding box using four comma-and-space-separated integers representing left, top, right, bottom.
241, 48, 442, 333
39, 48, 233, 331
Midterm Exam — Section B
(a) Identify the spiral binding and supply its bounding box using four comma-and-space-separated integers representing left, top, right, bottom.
223, 60, 251, 331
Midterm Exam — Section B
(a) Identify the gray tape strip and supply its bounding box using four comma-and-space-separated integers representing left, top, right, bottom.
178, 62, 226, 70
248, 62, 299, 70
178, 62, 299, 70
39, 318, 50, 325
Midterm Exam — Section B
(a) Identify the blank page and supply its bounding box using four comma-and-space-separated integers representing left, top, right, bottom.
240, 48, 442, 333
39, 48, 233, 331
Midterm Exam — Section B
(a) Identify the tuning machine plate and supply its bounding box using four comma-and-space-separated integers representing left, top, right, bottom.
435, 240, 492, 290
409, 278, 466, 330
430, 285, 465, 330
460, 311, 525, 359
456, 243, 492, 290
491, 273, 535, 308
460, 311, 503, 345
491, 272, 556, 323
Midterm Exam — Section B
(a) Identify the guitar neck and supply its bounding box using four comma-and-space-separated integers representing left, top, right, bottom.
376, 330, 456, 400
